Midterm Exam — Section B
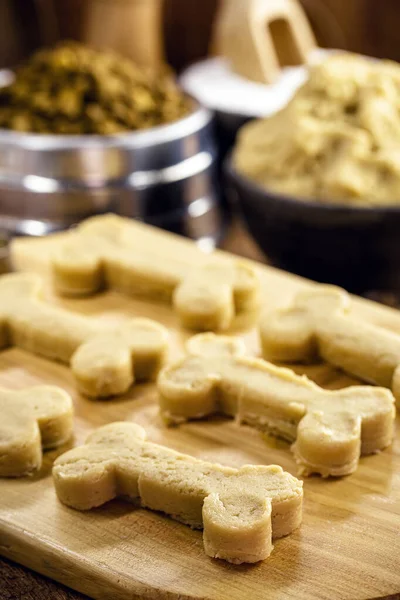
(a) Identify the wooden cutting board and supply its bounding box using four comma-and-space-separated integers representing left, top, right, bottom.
2, 222, 400, 600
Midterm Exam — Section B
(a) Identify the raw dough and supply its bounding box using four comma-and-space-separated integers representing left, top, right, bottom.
53, 421, 303, 564
158, 333, 395, 477
0, 385, 73, 477
0, 272, 168, 398
49, 214, 259, 331
260, 285, 400, 408
234, 53, 400, 206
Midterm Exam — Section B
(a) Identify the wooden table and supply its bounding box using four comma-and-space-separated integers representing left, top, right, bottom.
0, 219, 264, 600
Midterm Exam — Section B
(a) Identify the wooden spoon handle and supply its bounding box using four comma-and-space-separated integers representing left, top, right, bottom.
82, 0, 165, 69
212, 0, 317, 84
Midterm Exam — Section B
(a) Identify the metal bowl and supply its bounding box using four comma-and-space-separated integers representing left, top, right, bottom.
0, 96, 222, 247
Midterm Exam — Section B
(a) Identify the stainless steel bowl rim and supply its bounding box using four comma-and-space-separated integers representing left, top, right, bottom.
0, 151, 214, 192
0, 101, 212, 150
0, 96, 216, 188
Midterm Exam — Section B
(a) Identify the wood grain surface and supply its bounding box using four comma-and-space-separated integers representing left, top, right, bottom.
1, 220, 400, 600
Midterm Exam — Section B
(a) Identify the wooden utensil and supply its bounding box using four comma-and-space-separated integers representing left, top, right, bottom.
83, 0, 165, 68
213, 0, 317, 83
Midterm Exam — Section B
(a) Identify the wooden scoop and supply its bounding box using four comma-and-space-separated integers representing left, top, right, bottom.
212, 0, 317, 84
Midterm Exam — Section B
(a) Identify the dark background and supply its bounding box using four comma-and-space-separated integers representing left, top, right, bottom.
1, 0, 400, 71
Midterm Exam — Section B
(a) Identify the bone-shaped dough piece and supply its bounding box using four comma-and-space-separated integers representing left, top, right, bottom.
260, 285, 400, 408
0, 273, 168, 398
157, 333, 395, 477
1, 385, 73, 477
50, 215, 259, 331
53, 421, 303, 564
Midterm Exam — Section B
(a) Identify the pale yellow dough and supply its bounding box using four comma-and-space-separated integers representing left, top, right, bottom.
0, 272, 168, 398
158, 333, 395, 477
260, 285, 400, 408
48, 214, 259, 331
52, 421, 303, 564
234, 53, 400, 206
0, 385, 73, 477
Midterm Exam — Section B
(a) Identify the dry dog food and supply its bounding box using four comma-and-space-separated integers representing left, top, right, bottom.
0, 42, 190, 134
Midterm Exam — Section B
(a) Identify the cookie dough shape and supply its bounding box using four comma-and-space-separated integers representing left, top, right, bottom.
158, 333, 395, 477
260, 285, 400, 407
0, 273, 168, 398
50, 214, 259, 331
0, 385, 73, 477
53, 421, 303, 564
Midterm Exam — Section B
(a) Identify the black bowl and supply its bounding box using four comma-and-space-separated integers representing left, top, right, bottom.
225, 157, 400, 293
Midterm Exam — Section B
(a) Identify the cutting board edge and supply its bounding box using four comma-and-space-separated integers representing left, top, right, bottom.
0, 517, 193, 600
